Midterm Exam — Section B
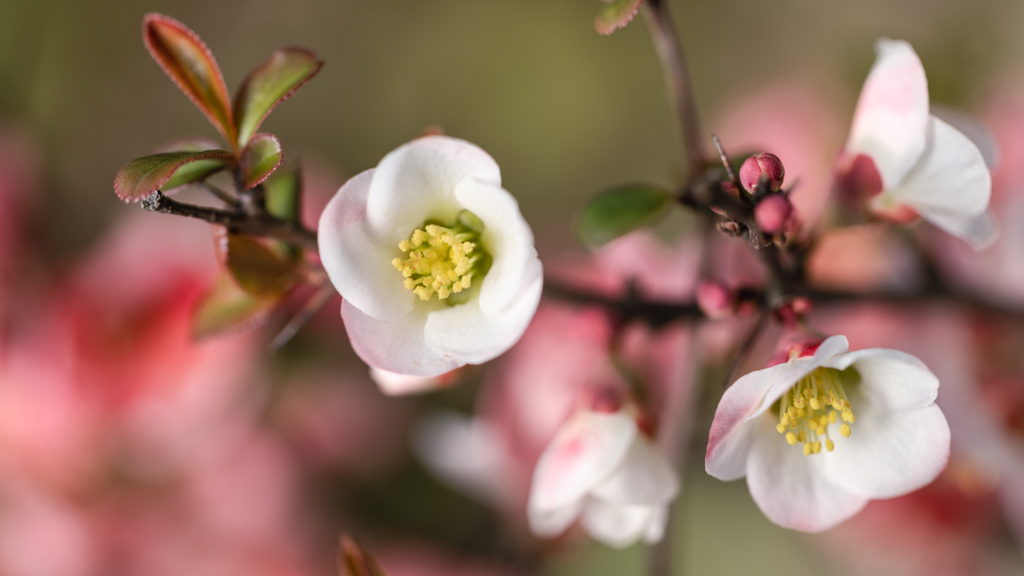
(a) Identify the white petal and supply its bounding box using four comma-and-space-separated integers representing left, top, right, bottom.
318, 169, 414, 322
580, 498, 658, 548
423, 259, 542, 365
643, 504, 670, 544
454, 177, 537, 315
749, 335, 851, 419
365, 136, 501, 245
921, 208, 999, 251
824, 404, 949, 499
529, 498, 585, 538
412, 411, 509, 505
528, 411, 638, 517
846, 39, 930, 188
931, 105, 999, 169
745, 416, 868, 532
591, 435, 679, 505
369, 368, 442, 396
706, 362, 791, 481
822, 348, 938, 411
341, 299, 462, 377
890, 116, 991, 224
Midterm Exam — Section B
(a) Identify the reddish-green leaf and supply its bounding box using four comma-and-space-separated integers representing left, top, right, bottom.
264, 165, 302, 224
143, 14, 237, 146
338, 536, 389, 576
114, 150, 234, 202
234, 47, 323, 148
239, 133, 283, 188
154, 136, 223, 153
219, 232, 300, 296
594, 0, 643, 35
193, 274, 277, 339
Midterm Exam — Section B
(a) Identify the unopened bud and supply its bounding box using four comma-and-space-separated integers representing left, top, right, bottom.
696, 280, 733, 320
739, 153, 785, 193
717, 220, 743, 236
754, 194, 793, 235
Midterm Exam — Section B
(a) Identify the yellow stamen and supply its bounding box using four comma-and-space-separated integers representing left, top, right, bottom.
392, 212, 487, 303
774, 367, 858, 456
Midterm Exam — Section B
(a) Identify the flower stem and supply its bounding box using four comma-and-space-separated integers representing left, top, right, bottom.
642, 0, 705, 175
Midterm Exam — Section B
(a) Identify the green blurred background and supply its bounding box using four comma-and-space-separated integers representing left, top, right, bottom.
0, 1, 1021, 574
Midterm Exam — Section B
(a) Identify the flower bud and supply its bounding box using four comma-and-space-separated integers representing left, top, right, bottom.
739, 153, 785, 193
754, 194, 793, 235
696, 280, 733, 320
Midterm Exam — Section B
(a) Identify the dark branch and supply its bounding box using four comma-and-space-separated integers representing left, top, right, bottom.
642, 0, 705, 174
142, 191, 318, 250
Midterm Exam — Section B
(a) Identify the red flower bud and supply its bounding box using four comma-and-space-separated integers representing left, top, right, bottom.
754, 194, 793, 235
696, 280, 733, 320
739, 153, 785, 193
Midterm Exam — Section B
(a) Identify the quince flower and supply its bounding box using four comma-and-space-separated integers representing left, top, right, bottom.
318, 136, 543, 377
528, 402, 679, 548
838, 39, 994, 249
705, 335, 950, 532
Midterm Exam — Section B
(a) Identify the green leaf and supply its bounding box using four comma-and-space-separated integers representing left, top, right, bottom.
220, 232, 300, 296
239, 133, 283, 188
142, 14, 237, 146
264, 166, 302, 223
114, 150, 234, 202
576, 184, 675, 248
234, 47, 323, 147
594, 0, 643, 35
193, 274, 277, 339
154, 136, 223, 153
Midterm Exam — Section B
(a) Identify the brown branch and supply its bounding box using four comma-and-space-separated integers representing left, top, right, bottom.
267, 283, 336, 354
642, 0, 704, 174
142, 190, 318, 250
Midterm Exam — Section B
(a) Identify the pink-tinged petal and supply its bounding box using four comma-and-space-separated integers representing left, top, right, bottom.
580, 499, 660, 548
746, 416, 869, 532
822, 348, 938, 411
341, 299, 461, 377
706, 361, 790, 481
890, 116, 992, 228
591, 435, 678, 506
318, 169, 415, 322
369, 368, 443, 396
749, 335, 851, 419
454, 177, 537, 315
920, 207, 999, 250
423, 259, 542, 365
528, 411, 637, 520
847, 39, 929, 188
412, 411, 510, 506
824, 404, 950, 499
366, 136, 501, 245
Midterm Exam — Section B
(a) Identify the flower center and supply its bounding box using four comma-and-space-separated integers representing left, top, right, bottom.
391, 210, 489, 303
775, 367, 857, 455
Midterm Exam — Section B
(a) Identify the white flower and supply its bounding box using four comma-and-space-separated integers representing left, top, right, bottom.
842, 39, 994, 249
318, 136, 543, 377
528, 408, 679, 548
705, 335, 950, 532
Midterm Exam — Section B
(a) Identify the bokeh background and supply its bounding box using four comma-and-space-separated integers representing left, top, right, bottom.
0, 0, 1022, 575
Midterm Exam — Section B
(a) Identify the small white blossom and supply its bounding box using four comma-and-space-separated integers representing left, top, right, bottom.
528, 408, 678, 548
705, 335, 950, 532
318, 136, 542, 377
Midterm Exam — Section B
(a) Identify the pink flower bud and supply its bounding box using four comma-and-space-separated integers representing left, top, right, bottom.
739, 153, 785, 193
696, 280, 733, 320
754, 194, 793, 235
